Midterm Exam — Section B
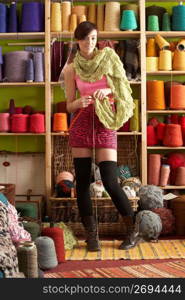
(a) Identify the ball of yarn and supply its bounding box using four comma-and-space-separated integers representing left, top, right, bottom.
139, 185, 164, 210
135, 210, 162, 240
42, 227, 65, 263
55, 180, 74, 197
23, 221, 40, 241
151, 207, 175, 235
56, 171, 74, 184
35, 236, 58, 270
166, 152, 185, 170
121, 177, 142, 192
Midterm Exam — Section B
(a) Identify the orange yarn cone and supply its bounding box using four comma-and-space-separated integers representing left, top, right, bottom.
147, 80, 166, 110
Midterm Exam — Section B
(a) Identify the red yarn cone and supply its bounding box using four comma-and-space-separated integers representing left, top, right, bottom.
42, 227, 65, 263
163, 124, 183, 147
147, 125, 158, 146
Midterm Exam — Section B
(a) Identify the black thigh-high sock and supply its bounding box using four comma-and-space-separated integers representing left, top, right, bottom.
99, 161, 134, 218
73, 157, 92, 217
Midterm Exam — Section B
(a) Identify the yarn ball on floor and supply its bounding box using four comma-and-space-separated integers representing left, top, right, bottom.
138, 185, 164, 210
135, 210, 162, 240
151, 207, 175, 235
55, 180, 74, 197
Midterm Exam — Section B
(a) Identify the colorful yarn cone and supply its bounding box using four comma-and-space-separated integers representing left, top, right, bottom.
41, 226, 65, 263
162, 12, 171, 31
147, 125, 158, 146
148, 154, 161, 185
147, 15, 159, 31
163, 124, 183, 147
159, 164, 170, 186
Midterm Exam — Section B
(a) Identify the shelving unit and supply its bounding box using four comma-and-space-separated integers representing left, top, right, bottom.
145, 0, 185, 190
1, 0, 185, 216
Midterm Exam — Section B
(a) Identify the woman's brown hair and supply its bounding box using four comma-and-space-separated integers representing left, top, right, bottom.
74, 21, 97, 40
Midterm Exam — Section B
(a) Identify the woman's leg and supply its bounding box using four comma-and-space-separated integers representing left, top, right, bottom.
72, 148, 100, 251
96, 148, 139, 249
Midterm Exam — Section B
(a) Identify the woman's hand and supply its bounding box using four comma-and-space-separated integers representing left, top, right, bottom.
79, 95, 93, 108
93, 88, 112, 101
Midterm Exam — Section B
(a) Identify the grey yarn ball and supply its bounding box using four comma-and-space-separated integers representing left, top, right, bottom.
138, 185, 164, 210
135, 210, 162, 240
35, 236, 58, 270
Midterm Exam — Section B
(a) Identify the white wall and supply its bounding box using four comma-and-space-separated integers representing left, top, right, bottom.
0, 153, 45, 194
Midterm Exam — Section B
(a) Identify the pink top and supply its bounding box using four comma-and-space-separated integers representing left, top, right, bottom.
75, 75, 109, 96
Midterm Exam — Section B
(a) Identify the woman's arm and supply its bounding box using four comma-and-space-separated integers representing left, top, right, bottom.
64, 64, 93, 113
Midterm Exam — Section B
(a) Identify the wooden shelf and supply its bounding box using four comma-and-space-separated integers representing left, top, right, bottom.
147, 71, 185, 75
50, 196, 140, 201
147, 146, 185, 150
51, 81, 141, 86
0, 133, 46, 136
0, 82, 45, 87
146, 31, 185, 38
51, 131, 142, 136
51, 31, 141, 39
160, 185, 185, 190
147, 110, 185, 114
0, 32, 45, 40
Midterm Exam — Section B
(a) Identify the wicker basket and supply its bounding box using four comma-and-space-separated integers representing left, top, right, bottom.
0, 183, 16, 205
50, 197, 139, 237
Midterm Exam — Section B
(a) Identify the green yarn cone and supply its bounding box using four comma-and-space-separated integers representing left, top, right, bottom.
162, 12, 171, 31
147, 15, 159, 31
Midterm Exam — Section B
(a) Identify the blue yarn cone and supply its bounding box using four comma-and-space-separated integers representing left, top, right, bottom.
120, 10, 137, 31
8, 2, 18, 32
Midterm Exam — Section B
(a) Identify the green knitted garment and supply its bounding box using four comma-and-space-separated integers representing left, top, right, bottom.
73, 47, 135, 130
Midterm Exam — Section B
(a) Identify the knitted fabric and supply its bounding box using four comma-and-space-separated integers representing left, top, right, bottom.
73, 47, 134, 130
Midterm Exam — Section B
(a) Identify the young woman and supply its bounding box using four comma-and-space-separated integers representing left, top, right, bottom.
64, 21, 139, 251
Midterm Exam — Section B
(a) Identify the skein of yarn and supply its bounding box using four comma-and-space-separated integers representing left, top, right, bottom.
17, 241, 38, 278
35, 236, 58, 270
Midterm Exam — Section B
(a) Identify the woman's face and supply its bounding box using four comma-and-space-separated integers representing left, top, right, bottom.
78, 29, 97, 56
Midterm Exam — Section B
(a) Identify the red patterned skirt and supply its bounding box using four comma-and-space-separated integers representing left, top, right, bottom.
69, 104, 117, 149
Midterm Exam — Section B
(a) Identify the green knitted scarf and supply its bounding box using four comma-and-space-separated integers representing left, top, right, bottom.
73, 47, 135, 130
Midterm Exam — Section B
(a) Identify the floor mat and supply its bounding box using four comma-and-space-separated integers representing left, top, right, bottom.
45, 260, 185, 278
65, 240, 185, 260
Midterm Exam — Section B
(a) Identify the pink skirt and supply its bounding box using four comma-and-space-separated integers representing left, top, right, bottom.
69, 104, 117, 149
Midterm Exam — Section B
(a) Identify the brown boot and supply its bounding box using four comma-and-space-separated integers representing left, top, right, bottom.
82, 216, 101, 252
119, 216, 140, 250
